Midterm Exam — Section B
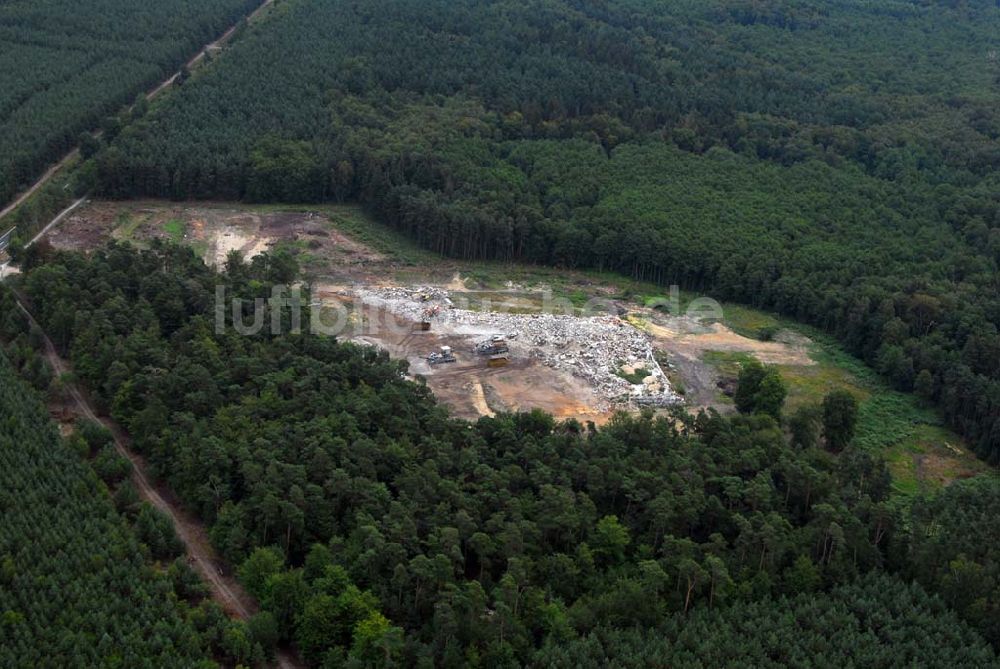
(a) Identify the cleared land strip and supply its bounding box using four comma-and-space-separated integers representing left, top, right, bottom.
10, 180, 301, 668
12, 292, 301, 668
0, 152, 78, 223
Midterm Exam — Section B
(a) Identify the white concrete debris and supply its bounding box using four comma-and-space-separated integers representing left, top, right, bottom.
356, 286, 683, 409
356, 286, 454, 321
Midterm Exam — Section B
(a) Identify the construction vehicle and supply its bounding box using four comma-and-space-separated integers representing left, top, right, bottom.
476, 335, 509, 356
487, 354, 509, 369
427, 346, 457, 365
414, 305, 441, 332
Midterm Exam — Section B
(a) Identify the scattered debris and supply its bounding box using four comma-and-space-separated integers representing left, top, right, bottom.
357, 286, 682, 409
717, 378, 738, 397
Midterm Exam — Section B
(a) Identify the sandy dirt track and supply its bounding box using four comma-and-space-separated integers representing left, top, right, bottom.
12, 294, 300, 668
0, 0, 275, 226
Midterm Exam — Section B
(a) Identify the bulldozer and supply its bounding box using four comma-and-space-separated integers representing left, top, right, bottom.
427, 346, 457, 365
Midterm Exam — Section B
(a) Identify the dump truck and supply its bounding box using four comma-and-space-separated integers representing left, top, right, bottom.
487, 354, 509, 369
415, 305, 441, 332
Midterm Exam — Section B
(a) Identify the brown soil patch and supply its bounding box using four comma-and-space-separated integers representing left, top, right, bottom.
47, 209, 117, 251
422, 356, 609, 424
646, 320, 812, 367
445, 272, 467, 291
314, 287, 612, 424
914, 441, 987, 489
468, 379, 496, 418
640, 314, 814, 412
50, 201, 389, 281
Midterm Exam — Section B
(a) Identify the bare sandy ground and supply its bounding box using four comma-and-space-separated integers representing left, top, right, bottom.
48, 200, 818, 423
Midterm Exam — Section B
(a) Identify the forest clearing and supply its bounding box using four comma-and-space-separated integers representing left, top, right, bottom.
4, 1, 1000, 666
44, 199, 993, 495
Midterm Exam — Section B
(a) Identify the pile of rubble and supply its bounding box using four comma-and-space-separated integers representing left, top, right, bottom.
454, 310, 679, 406
357, 286, 453, 322
357, 286, 682, 408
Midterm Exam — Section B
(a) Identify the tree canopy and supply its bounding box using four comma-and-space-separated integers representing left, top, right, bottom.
0, 0, 261, 207
5, 243, 998, 665
0, 350, 213, 667
88, 0, 1000, 465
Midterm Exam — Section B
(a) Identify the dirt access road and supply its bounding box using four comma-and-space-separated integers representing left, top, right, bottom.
13, 296, 251, 614
12, 294, 301, 668
0, 0, 275, 226
0, 154, 79, 223
12, 195, 301, 665
145, 0, 276, 100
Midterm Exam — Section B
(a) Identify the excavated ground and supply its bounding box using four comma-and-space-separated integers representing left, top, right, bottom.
51, 200, 820, 423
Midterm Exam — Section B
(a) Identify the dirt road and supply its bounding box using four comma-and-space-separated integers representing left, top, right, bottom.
0, 0, 275, 226
25, 197, 87, 248
12, 294, 300, 668
0, 153, 79, 223
146, 0, 275, 100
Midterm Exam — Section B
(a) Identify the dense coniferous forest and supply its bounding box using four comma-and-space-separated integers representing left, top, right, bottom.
88, 0, 1000, 465
0, 283, 301, 667
535, 574, 997, 667
0, 0, 261, 207
6, 0, 1000, 665
5, 243, 999, 666
0, 351, 215, 667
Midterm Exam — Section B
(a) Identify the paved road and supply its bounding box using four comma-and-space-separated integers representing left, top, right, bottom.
0, 196, 86, 281
27, 197, 87, 247
0, 153, 78, 223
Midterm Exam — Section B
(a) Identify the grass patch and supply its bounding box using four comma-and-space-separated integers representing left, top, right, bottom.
113, 212, 146, 240
783, 343, 990, 496
452, 291, 548, 315
701, 350, 757, 377
322, 204, 442, 266
655, 350, 687, 397
461, 270, 507, 290
777, 361, 868, 416
883, 424, 994, 495
190, 240, 209, 259
163, 219, 185, 242
700, 351, 756, 404
298, 252, 324, 270
699, 337, 989, 496
885, 443, 923, 496
792, 343, 993, 495
721, 303, 784, 339
617, 366, 651, 385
